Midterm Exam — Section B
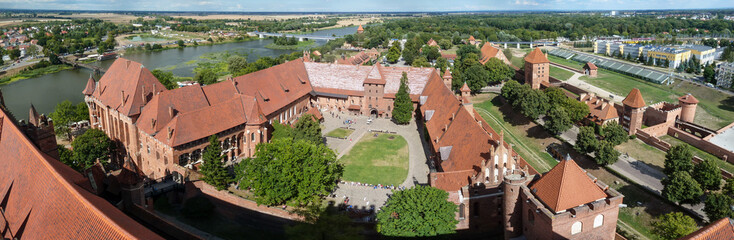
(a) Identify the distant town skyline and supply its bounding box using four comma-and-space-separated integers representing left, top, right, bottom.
1, 0, 734, 12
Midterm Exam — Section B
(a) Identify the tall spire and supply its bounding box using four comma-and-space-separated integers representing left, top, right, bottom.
29, 103, 39, 126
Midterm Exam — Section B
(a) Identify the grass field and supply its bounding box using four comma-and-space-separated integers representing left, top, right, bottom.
566, 64, 734, 130
264, 40, 316, 50
340, 133, 409, 186
549, 65, 575, 81
548, 55, 584, 70
473, 94, 558, 173
615, 139, 667, 172
325, 128, 353, 138
660, 135, 734, 174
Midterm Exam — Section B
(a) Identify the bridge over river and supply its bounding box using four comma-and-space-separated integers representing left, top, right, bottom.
60, 58, 106, 74
248, 31, 340, 41
489, 41, 559, 48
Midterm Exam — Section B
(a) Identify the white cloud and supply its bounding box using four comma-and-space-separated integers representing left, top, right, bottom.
514, 0, 539, 5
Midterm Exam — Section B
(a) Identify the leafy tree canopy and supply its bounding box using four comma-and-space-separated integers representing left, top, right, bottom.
602, 121, 628, 146
376, 186, 458, 237
575, 126, 599, 154
662, 171, 703, 204
200, 135, 233, 190
545, 107, 572, 134
150, 69, 177, 90
595, 140, 620, 165
235, 138, 342, 206
484, 58, 513, 85
71, 129, 113, 170
392, 72, 414, 124
704, 193, 734, 221
692, 159, 722, 191
664, 145, 694, 175
652, 212, 698, 240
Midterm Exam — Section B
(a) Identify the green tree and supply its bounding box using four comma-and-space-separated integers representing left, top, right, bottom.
421, 45, 441, 62
392, 72, 414, 125
652, 212, 697, 240
271, 120, 294, 140
194, 68, 218, 85
662, 171, 703, 204
411, 56, 431, 68
724, 178, 734, 198
75, 102, 90, 121
438, 39, 453, 50
703, 64, 716, 84
200, 135, 232, 190
9, 49, 21, 60
564, 99, 590, 123
71, 129, 112, 170
58, 145, 79, 171
435, 57, 448, 73
545, 107, 572, 134
595, 140, 620, 165
177, 39, 185, 48
376, 186, 458, 237
236, 137, 342, 206
402, 37, 422, 65
692, 159, 722, 191
294, 114, 323, 145
227, 55, 248, 76
150, 69, 177, 90
664, 145, 694, 175
484, 58, 513, 85
25, 44, 39, 57
500, 80, 522, 102
575, 126, 599, 154
513, 87, 549, 120
602, 121, 628, 146
462, 64, 490, 93
704, 193, 734, 221
503, 48, 513, 62
50, 100, 80, 140
387, 44, 401, 63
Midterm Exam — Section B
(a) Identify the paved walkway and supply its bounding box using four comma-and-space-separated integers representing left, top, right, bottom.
565, 73, 626, 103
320, 111, 430, 210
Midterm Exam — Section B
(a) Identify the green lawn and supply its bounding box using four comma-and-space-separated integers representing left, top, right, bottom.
660, 135, 734, 174
573, 67, 734, 130
340, 133, 409, 186
474, 95, 558, 173
325, 128, 354, 138
615, 139, 667, 172
549, 65, 574, 81
548, 55, 584, 70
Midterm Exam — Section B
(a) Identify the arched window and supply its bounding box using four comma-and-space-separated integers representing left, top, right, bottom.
459, 204, 465, 220
594, 215, 604, 228
571, 221, 582, 235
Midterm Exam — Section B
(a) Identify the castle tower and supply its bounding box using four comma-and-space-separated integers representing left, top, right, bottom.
460, 82, 474, 118
442, 68, 452, 90
357, 25, 364, 34
622, 88, 646, 135
678, 94, 699, 123
524, 48, 550, 90
502, 169, 528, 240
24, 104, 59, 158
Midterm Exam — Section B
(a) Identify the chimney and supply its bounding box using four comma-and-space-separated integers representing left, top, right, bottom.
120, 91, 125, 104
168, 106, 175, 118
167, 127, 173, 139
602, 101, 608, 109
500, 130, 504, 145
141, 85, 146, 103
126, 60, 131, 69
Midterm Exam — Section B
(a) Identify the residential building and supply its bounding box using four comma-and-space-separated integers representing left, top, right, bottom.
583, 62, 598, 77
645, 46, 691, 68
681, 44, 716, 65
715, 62, 734, 88
479, 43, 510, 65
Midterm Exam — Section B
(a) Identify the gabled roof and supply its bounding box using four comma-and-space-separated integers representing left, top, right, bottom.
584, 62, 598, 70
524, 48, 549, 64
679, 94, 699, 104
529, 159, 607, 213
92, 58, 166, 117
82, 74, 96, 95
427, 38, 438, 47
234, 59, 313, 117
159, 95, 254, 147
468, 36, 475, 41
681, 217, 734, 240
479, 43, 500, 65
443, 68, 452, 79
0, 108, 162, 240
136, 85, 211, 136
622, 88, 646, 108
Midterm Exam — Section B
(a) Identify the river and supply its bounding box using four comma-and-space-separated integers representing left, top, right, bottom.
2, 26, 358, 119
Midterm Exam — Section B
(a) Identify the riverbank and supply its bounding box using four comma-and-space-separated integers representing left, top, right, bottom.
0, 64, 72, 86
264, 40, 315, 50
122, 36, 259, 54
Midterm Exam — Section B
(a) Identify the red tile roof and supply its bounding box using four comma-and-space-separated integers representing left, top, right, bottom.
0, 108, 162, 240
136, 84, 211, 136
443, 68, 452, 79
622, 88, 646, 108
82, 74, 96, 95
679, 94, 699, 104
524, 48, 549, 64
233, 59, 313, 117
529, 159, 607, 213
584, 62, 598, 70
681, 217, 734, 240
479, 43, 500, 65
427, 38, 438, 47
92, 58, 166, 117
460, 82, 471, 93
468, 36, 475, 41
581, 94, 619, 123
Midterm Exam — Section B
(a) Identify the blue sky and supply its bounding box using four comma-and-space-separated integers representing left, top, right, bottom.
1, 0, 733, 12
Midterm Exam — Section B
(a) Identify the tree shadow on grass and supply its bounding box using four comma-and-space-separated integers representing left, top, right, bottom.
720, 95, 734, 112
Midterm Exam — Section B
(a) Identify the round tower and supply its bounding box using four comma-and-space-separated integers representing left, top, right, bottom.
503, 169, 527, 240
678, 94, 699, 123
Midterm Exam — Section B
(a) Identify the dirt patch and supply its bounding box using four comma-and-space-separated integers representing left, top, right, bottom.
38, 13, 138, 23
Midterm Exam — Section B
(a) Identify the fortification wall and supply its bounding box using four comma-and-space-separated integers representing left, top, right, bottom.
668, 127, 734, 163
185, 181, 304, 221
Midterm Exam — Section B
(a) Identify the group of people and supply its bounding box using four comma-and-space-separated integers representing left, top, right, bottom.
340, 181, 406, 191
